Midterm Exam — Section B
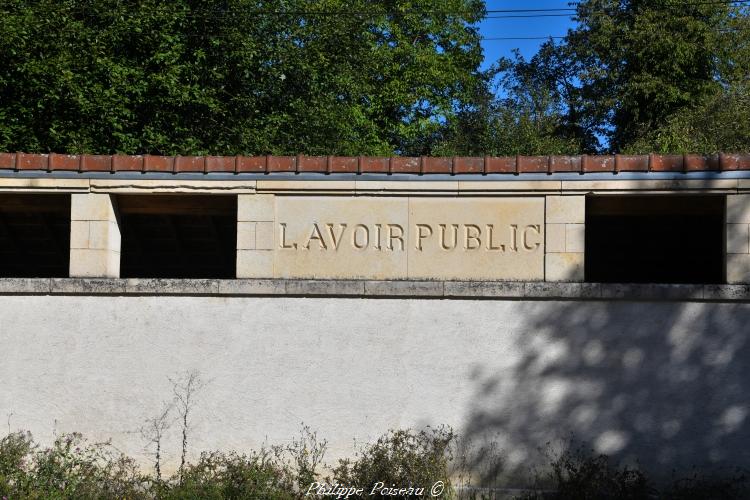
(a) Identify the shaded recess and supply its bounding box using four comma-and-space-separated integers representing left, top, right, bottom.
585, 195, 725, 284
0, 194, 70, 277
118, 195, 237, 278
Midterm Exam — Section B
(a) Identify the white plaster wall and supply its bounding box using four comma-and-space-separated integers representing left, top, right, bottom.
1, 296, 748, 485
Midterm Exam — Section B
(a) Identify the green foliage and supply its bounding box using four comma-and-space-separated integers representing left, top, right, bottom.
496, 0, 749, 153
624, 83, 750, 154
158, 450, 296, 500
434, 65, 584, 156
519, 444, 653, 500
0, 0, 485, 156
332, 427, 455, 499
517, 444, 750, 500
1, 429, 749, 499
0, 432, 143, 499
0, 431, 35, 497
662, 468, 750, 500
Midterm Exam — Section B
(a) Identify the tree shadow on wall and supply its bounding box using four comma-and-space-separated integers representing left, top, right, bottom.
461, 292, 750, 489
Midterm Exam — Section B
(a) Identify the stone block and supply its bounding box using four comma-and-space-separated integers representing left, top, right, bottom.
237, 222, 256, 250
704, 284, 750, 301
125, 279, 219, 294
727, 253, 750, 284
407, 197, 544, 280
237, 250, 274, 278
70, 221, 90, 249
525, 281, 600, 299
217, 279, 286, 295
238, 194, 274, 222
255, 222, 274, 250
545, 223, 565, 253
0, 278, 51, 294
600, 284, 704, 300
546, 195, 585, 224
545, 252, 584, 282
443, 281, 524, 297
727, 194, 750, 224
364, 280, 443, 296
565, 223, 586, 253
285, 280, 365, 295
274, 196, 409, 280
727, 224, 750, 254
51, 278, 126, 294
88, 221, 121, 250
70, 193, 116, 221
69, 249, 120, 278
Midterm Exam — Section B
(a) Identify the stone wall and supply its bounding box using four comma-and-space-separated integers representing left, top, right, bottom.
1, 288, 748, 485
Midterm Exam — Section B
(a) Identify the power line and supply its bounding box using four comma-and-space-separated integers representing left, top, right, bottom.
482, 36, 565, 40
44, 0, 750, 20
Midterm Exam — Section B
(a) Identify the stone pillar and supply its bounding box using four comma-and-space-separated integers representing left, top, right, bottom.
237, 194, 274, 278
727, 194, 750, 284
545, 195, 585, 282
69, 194, 121, 278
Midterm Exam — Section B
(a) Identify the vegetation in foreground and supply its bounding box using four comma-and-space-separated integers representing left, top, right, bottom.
0, 427, 747, 499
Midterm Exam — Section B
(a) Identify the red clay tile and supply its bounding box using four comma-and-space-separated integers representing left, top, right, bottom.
206, 156, 235, 173
0, 153, 16, 169
650, 154, 684, 172
582, 155, 615, 173
517, 156, 548, 173
112, 155, 144, 172
329, 157, 357, 173
145, 155, 176, 172
297, 155, 327, 173
359, 157, 389, 173
80, 154, 111, 172
720, 153, 750, 171
16, 153, 49, 170
391, 157, 420, 174
684, 154, 719, 171
615, 155, 649, 172
452, 157, 485, 174
173, 156, 203, 173
422, 157, 452, 174
267, 156, 296, 172
549, 155, 582, 173
50, 153, 81, 171
237, 156, 267, 173
485, 157, 515, 174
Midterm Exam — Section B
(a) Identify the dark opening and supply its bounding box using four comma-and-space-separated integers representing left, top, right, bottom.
585, 196, 725, 284
119, 195, 237, 278
0, 194, 71, 277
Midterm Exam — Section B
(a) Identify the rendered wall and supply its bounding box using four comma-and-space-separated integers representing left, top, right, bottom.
1, 294, 748, 486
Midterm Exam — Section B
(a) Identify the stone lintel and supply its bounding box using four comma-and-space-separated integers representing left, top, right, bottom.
2, 278, 748, 302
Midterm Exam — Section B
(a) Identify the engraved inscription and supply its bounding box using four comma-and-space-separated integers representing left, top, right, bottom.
272, 196, 544, 280
279, 222, 542, 253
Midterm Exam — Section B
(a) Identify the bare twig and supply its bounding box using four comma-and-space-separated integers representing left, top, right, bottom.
169, 369, 205, 483
140, 401, 174, 482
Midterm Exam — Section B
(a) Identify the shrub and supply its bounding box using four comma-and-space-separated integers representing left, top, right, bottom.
158, 450, 296, 500
1, 432, 144, 499
518, 444, 653, 500
661, 468, 750, 500
331, 427, 455, 499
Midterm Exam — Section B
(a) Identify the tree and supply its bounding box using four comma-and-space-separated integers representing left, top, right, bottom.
0, 0, 485, 156
433, 61, 583, 156
498, 0, 747, 152
624, 82, 750, 153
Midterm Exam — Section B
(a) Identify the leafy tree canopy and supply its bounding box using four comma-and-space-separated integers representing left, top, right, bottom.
0, 0, 484, 156
442, 0, 749, 154
1, 0, 748, 156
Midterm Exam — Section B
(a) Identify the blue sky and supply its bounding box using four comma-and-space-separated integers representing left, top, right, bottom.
478, 0, 578, 69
